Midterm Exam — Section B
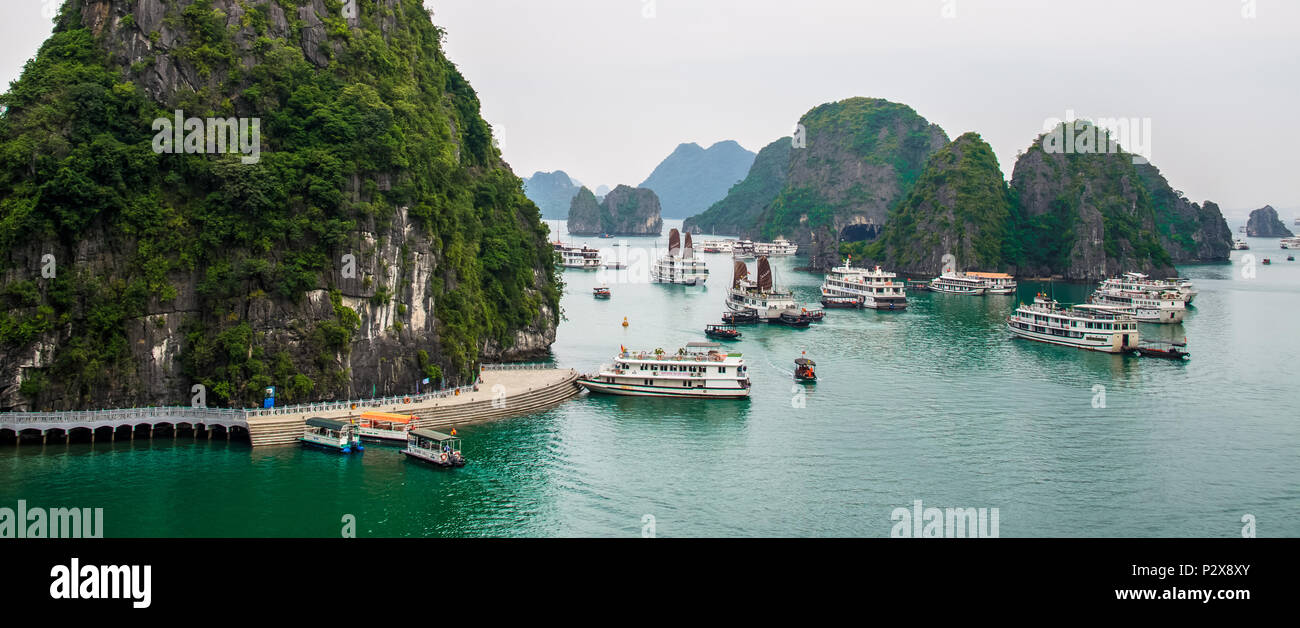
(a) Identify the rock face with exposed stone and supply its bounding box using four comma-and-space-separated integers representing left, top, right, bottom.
1246, 205, 1294, 238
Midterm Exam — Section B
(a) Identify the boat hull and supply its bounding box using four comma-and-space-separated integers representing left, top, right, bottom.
1007, 322, 1136, 353
578, 378, 751, 399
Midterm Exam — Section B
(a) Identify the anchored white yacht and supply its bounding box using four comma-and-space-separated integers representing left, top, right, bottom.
651, 229, 710, 285
577, 343, 751, 398
1008, 294, 1140, 353
819, 259, 908, 310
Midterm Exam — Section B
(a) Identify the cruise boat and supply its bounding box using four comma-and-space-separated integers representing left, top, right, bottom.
577, 343, 752, 399
732, 240, 756, 259
697, 238, 734, 254
651, 229, 710, 285
1281, 236, 1300, 249
358, 411, 415, 443
1232, 238, 1250, 250
1007, 294, 1140, 353
401, 429, 466, 468
820, 259, 908, 310
301, 417, 363, 453
1088, 288, 1186, 324
965, 272, 1018, 295
1099, 272, 1197, 305
929, 272, 987, 295
753, 237, 799, 256
726, 257, 802, 322
554, 243, 602, 270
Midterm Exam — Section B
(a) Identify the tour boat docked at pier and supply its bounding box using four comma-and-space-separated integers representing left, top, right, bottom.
301, 417, 363, 453
577, 343, 751, 398
401, 429, 466, 468
1007, 294, 1140, 353
1088, 287, 1186, 324
651, 229, 710, 285
726, 256, 802, 322
357, 411, 415, 443
819, 259, 908, 310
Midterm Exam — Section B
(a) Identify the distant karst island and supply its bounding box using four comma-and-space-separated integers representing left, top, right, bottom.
567, 185, 664, 236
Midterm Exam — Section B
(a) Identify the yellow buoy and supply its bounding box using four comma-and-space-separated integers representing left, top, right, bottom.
622, 316, 629, 327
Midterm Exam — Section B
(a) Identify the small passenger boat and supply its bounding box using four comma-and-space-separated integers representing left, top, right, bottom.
358, 411, 415, 443
722, 310, 760, 324
301, 417, 363, 454
593, 285, 611, 299
401, 429, 466, 468
820, 296, 863, 308
1132, 341, 1190, 360
771, 311, 811, 328
794, 355, 817, 382
705, 323, 742, 340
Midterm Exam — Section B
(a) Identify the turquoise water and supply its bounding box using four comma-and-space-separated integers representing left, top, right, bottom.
2, 222, 1297, 537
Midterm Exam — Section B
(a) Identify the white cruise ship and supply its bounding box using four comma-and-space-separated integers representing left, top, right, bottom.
553, 243, 602, 270
1232, 238, 1250, 250
651, 229, 710, 285
696, 238, 734, 254
1281, 236, 1300, 249
1007, 294, 1140, 353
732, 240, 756, 259
1099, 272, 1197, 305
820, 259, 908, 310
929, 272, 987, 295
753, 237, 799, 256
1088, 288, 1186, 324
964, 272, 1017, 295
727, 257, 801, 321
577, 343, 751, 398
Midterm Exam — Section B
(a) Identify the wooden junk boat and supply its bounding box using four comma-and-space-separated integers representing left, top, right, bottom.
794, 355, 817, 382
820, 296, 863, 308
705, 323, 742, 340
722, 310, 759, 324
401, 429, 466, 468
1132, 340, 1190, 360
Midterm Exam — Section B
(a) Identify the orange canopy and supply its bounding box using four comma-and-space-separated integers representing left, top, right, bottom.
360, 411, 415, 424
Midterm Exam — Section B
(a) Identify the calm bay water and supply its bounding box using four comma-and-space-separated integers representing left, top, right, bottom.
3, 221, 1297, 537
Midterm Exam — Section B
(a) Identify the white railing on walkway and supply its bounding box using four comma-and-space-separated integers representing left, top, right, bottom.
1, 363, 567, 428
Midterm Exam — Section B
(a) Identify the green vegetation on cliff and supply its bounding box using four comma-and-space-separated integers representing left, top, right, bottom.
683, 138, 790, 235
850, 132, 1011, 272
0, 0, 557, 409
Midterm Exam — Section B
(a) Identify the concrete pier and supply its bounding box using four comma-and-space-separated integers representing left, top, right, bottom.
244, 368, 581, 447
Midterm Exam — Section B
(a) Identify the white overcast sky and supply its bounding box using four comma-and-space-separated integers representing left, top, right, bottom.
3, 1, 1297, 218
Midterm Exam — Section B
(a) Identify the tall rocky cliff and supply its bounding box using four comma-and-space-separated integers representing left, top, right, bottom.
639, 141, 755, 219
1134, 163, 1233, 262
1246, 205, 1294, 237
0, 0, 560, 411
1006, 121, 1174, 280
567, 185, 663, 236
867, 132, 1012, 275
849, 123, 1232, 278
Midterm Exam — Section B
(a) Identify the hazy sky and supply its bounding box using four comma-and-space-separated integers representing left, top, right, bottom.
4, 1, 1297, 218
